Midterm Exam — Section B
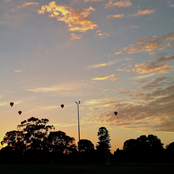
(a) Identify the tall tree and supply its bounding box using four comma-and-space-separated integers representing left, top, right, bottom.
96, 127, 111, 150
96, 127, 111, 164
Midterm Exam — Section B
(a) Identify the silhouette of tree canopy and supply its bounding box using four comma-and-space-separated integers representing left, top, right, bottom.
78, 139, 94, 153
123, 134, 164, 152
166, 142, 174, 152
0, 117, 79, 163
96, 127, 111, 164
48, 131, 77, 154
1, 117, 55, 152
96, 127, 111, 150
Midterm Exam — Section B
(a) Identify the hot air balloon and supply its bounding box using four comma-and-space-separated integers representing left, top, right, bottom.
61, 104, 64, 108
114, 111, 118, 115
18, 111, 22, 115
10, 102, 14, 107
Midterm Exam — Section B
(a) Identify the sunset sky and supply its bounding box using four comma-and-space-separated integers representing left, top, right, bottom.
0, 0, 174, 153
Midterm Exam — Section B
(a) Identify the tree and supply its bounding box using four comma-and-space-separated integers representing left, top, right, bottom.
123, 134, 164, 162
96, 127, 111, 164
1, 117, 54, 162
123, 134, 164, 152
48, 131, 77, 154
78, 139, 94, 153
96, 127, 111, 150
166, 142, 174, 152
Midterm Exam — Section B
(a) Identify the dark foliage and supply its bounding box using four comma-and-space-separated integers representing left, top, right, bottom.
1, 119, 174, 164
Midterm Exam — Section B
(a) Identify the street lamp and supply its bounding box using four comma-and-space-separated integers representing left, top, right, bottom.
75, 101, 81, 164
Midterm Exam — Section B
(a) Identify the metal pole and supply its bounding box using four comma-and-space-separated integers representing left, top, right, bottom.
75, 101, 81, 164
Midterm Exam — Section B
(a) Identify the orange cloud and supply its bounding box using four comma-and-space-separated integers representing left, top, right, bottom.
18, 2, 39, 8
92, 74, 118, 81
105, 0, 132, 8
135, 60, 169, 74
125, 58, 132, 61
86, 61, 117, 69
107, 14, 124, 18
97, 32, 110, 38
83, 77, 174, 132
134, 80, 148, 85
70, 33, 83, 40
121, 31, 174, 54
155, 68, 170, 74
38, 1, 98, 32
128, 9, 155, 17
115, 52, 122, 55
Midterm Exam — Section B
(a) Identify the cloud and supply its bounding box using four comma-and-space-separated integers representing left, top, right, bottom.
134, 55, 174, 75
91, 74, 118, 81
86, 60, 117, 69
38, 1, 98, 32
131, 73, 155, 80
97, 32, 110, 38
26, 83, 86, 93
157, 55, 174, 63
53, 123, 77, 128
107, 14, 124, 18
18, 2, 39, 9
70, 33, 83, 39
168, 1, 174, 7
130, 26, 138, 28
85, 0, 103, 1
14, 70, 22, 73
117, 67, 131, 72
115, 52, 122, 55
121, 31, 174, 54
134, 80, 148, 85
3, 0, 11, 2
142, 77, 170, 90
135, 61, 169, 74
105, 0, 132, 8
128, 9, 155, 17
83, 77, 174, 132
125, 58, 132, 61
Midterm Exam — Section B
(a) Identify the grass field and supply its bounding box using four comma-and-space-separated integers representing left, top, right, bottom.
0, 163, 174, 174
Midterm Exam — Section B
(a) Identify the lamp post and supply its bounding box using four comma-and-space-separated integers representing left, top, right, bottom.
75, 101, 81, 164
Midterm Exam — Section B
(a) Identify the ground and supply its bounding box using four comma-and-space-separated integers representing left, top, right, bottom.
0, 163, 174, 174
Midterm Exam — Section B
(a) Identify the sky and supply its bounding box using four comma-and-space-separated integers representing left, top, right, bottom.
0, 0, 174, 153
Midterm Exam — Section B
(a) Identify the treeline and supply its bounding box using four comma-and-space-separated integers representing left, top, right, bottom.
0, 117, 174, 164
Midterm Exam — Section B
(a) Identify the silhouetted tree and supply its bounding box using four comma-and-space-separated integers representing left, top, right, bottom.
122, 134, 164, 162
123, 134, 163, 152
48, 131, 77, 154
96, 127, 111, 150
78, 139, 94, 153
1, 117, 54, 163
166, 142, 174, 152
78, 139, 95, 163
96, 127, 111, 164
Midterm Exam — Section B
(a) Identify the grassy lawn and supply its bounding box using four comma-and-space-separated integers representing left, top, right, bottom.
0, 163, 174, 174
